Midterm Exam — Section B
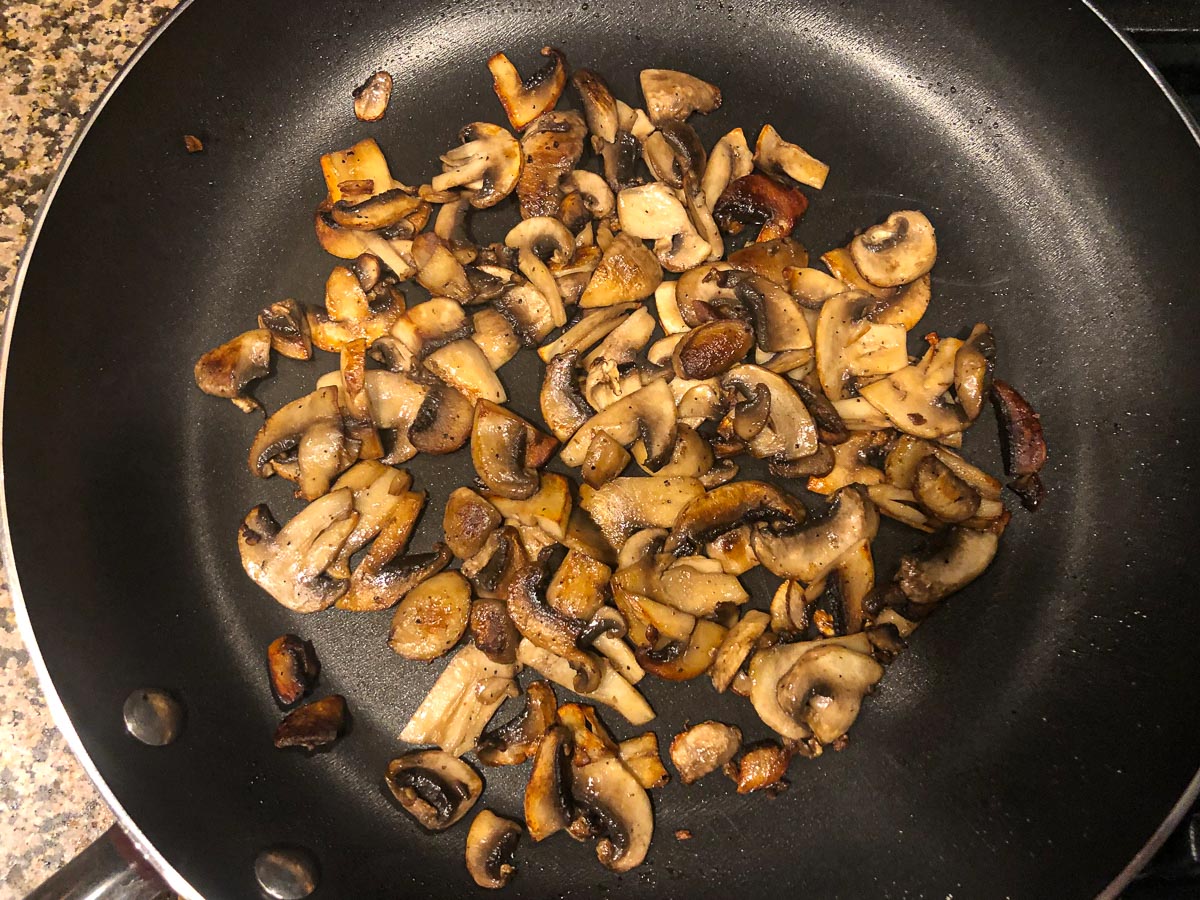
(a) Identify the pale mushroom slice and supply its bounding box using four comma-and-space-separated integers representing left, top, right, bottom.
247, 385, 348, 500
776, 644, 884, 743
752, 484, 880, 583
617, 183, 711, 272
424, 339, 507, 406
560, 378, 678, 470
701, 127, 754, 219
363, 369, 430, 464
579, 232, 664, 308
571, 754, 654, 872
516, 110, 587, 219
858, 337, 969, 439
580, 476, 706, 547
465, 810, 521, 889
237, 489, 359, 613
505, 216, 574, 327
326, 461, 413, 578
571, 68, 619, 143
560, 170, 616, 221
639, 68, 722, 125
849, 210, 937, 287
754, 124, 829, 190
814, 289, 906, 402
517, 639, 654, 725
721, 365, 819, 462
488, 47, 568, 130
431, 122, 523, 209
953, 323, 996, 422
669, 721, 742, 784
538, 304, 636, 362
194, 328, 271, 413
411, 233, 473, 303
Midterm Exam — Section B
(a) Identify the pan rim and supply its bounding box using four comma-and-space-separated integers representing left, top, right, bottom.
1, 2, 1196, 896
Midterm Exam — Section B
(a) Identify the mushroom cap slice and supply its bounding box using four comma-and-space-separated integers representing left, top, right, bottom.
540, 351, 595, 443
431, 122, 523, 209
752, 484, 879, 583
721, 365, 818, 462
477, 680, 558, 766
560, 378, 678, 470
561, 170, 615, 219
505, 216, 574, 327
465, 810, 522, 889
775, 644, 883, 743
385, 749, 483, 832
248, 385, 346, 499
259, 298, 313, 361
849, 210, 937, 288
580, 233, 664, 308
571, 68, 619, 142
516, 110, 587, 219
408, 381, 473, 455
639, 68, 721, 125
665, 480, 807, 554
443, 487, 503, 559
896, 526, 1001, 604
387, 571, 471, 661
571, 755, 654, 872
194, 328, 271, 413
507, 566, 603, 693
424, 339, 506, 406
858, 338, 969, 439
701, 127, 754, 218
753, 124, 829, 190
713, 173, 808, 243
723, 270, 813, 353
525, 723, 575, 841
471, 401, 557, 500
518, 639, 654, 725
617, 183, 692, 240
954, 323, 996, 422
669, 721, 742, 784
914, 456, 981, 523
488, 47, 568, 131
727, 236, 809, 285
580, 476, 706, 547
238, 490, 358, 613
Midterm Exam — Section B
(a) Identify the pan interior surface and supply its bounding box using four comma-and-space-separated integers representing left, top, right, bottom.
6, 1, 1200, 897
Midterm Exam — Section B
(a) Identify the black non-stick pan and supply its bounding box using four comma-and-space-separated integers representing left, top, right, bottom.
8, 1, 1200, 897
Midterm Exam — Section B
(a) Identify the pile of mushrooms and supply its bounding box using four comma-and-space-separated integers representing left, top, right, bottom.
195, 48, 1047, 888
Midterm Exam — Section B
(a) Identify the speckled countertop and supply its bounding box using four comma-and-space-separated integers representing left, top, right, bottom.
0, 2, 177, 896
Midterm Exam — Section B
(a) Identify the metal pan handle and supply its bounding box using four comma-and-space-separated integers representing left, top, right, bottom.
24, 825, 169, 900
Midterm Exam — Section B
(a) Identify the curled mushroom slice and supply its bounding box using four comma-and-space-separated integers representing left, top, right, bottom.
388, 571, 471, 661
570, 755, 654, 872
702, 127, 754, 217
670, 721, 742, 784
896, 525, 1002, 605
665, 480, 807, 555
411, 233, 473, 303
714, 173, 808, 243
561, 170, 615, 222
580, 233, 664, 308
259, 298, 313, 361
776, 644, 883, 743
561, 378, 678, 471
858, 337, 969, 439
465, 810, 521, 890
488, 47, 568, 130
636, 620, 727, 681
194, 328, 271, 413
671, 319, 754, 380
754, 124, 829, 190
722, 270, 813, 353
639, 68, 721, 125
273, 695, 348, 751
248, 386, 347, 500
267, 634, 320, 707
569, 68, 619, 143
508, 565, 602, 693
954, 323, 995, 422
517, 110, 587, 219
238, 490, 358, 613
471, 401, 557, 500
505, 217, 573, 327
310, 265, 405, 352
386, 749, 483, 832
752, 484, 879, 583
431, 123, 523, 209
722, 365, 819, 462
991, 379, 1047, 510
477, 680, 558, 766
518, 640, 654, 726
525, 724, 575, 841
914, 456, 981, 523
849, 210, 937, 288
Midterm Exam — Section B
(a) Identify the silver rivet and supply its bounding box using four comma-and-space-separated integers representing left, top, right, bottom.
122, 688, 184, 746
255, 845, 319, 899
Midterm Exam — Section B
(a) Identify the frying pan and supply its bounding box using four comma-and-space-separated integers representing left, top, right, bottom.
8, 1, 1200, 897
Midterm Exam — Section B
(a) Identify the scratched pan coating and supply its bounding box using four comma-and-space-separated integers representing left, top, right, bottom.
6, 1, 1200, 897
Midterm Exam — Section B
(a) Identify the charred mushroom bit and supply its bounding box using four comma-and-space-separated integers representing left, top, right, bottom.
197, 49, 1045, 882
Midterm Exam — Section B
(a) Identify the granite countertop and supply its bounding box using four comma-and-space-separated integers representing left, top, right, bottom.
0, 2, 177, 896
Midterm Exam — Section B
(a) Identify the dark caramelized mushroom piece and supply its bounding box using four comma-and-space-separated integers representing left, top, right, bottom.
488, 47, 568, 130
991, 379, 1047, 510
792, 369, 850, 445
273, 695, 347, 750
516, 110, 587, 220
471, 401, 557, 500
671, 319, 754, 380
896, 526, 1002, 604
914, 455, 981, 523
194, 328, 272, 413
386, 749, 484, 832
466, 810, 522, 889
330, 188, 422, 230
713, 173, 809, 243
769, 444, 837, 479
725, 740, 791, 794
409, 381, 473, 455
732, 383, 772, 441
267, 634, 319, 706
507, 565, 602, 693
866, 623, 907, 663
469, 599, 522, 665
540, 351, 595, 444
258, 299, 313, 361
477, 680, 558, 765
353, 70, 392, 121
525, 724, 575, 841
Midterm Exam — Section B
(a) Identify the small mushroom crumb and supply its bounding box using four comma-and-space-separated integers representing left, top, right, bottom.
813, 609, 836, 637
675, 828, 693, 841
353, 70, 393, 121
273, 694, 347, 750
183, 134, 204, 153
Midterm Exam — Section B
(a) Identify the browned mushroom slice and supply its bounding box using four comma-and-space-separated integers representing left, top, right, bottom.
726, 740, 791, 794
579, 232, 664, 308
309, 264, 405, 352
721, 270, 812, 353
424, 339, 507, 406
859, 337, 969, 439
991, 379, 1047, 510
488, 47, 568, 130
471, 401, 557, 500
753, 124, 829, 190
636, 620, 727, 681
259, 298, 313, 361
352, 70, 392, 121
330, 187, 423, 230
914, 456, 981, 523
274, 695, 348, 750
525, 724, 575, 841
580, 476, 706, 546
560, 170, 615, 225
571, 68, 619, 142
616, 183, 711, 272
702, 127, 754, 220
954, 323, 995, 422
561, 378, 678, 471
639, 68, 721, 124
581, 431, 632, 488
477, 680, 558, 766
463, 525, 530, 602
324, 461, 413, 579
411, 232, 473, 303
517, 110, 587, 219
543, 550, 610, 622
467, 598, 520, 665
727, 236, 809, 284
776, 644, 883, 743
320, 137, 395, 204
339, 339, 384, 460
267, 635, 320, 707
752, 484, 879, 583
465, 810, 521, 890
670, 721, 742, 784
665, 480, 807, 554
194, 328, 271, 413
849, 210, 937, 288
431, 122, 523, 209
518, 640, 654, 725
540, 351, 594, 444
805, 431, 887, 496
709, 609, 770, 692
409, 381, 473, 455
443, 488, 503, 559
896, 525, 1002, 605
386, 750, 484, 831
507, 565, 602, 693
494, 283, 556, 347
248, 386, 348, 500
618, 732, 670, 790
713, 173, 808, 243
671, 319, 754, 380
722, 365, 818, 462
387, 571, 471, 660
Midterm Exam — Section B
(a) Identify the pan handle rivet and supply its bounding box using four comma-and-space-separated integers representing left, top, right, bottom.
255, 845, 320, 899
122, 688, 185, 746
